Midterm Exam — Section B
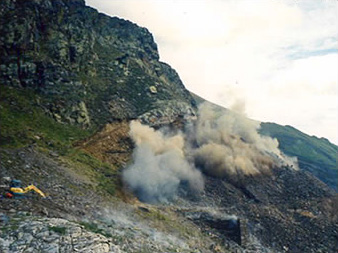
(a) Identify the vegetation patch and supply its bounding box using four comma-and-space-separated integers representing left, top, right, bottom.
64, 148, 119, 196
0, 85, 92, 152
0, 85, 121, 197
80, 221, 112, 238
260, 123, 337, 170
48, 226, 67, 235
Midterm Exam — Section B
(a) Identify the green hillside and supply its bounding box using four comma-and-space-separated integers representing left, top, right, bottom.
260, 123, 337, 190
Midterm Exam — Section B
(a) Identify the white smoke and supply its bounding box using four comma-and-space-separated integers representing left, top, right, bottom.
123, 121, 204, 203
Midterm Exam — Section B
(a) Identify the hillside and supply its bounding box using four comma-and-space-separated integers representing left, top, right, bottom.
260, 123, 338, 191
1, 1, 337, 252
191, 93, 338, 191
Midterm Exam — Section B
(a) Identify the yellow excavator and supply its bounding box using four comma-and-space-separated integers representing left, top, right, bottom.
8, 179, 46, 198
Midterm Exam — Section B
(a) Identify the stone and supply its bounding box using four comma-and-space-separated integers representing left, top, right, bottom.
149, 86, 157, 93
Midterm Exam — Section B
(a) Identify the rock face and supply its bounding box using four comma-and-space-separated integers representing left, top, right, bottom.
0, 217, 114, 253
0, 0, 196, 128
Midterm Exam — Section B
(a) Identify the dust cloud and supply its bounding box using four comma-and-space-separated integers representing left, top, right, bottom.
122, 121, 204, 203
123, 103, 298, 203
193, 103, 298, 178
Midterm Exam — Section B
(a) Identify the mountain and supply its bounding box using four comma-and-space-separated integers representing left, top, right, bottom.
0, 0, 196, 130
1, 1, 337, 253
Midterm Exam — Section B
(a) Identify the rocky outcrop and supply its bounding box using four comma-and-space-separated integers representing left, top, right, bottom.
185, 211, 242, 246
0, 0, 196, 128
0, 216, 115, 253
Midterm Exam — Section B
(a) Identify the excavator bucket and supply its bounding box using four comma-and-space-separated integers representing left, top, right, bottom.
24, 185, 46, 198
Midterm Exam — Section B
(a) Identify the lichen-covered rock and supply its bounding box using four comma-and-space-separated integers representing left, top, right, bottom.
0, 217, 115, 253
0, 0, 196, 128
139, 100, 197, 126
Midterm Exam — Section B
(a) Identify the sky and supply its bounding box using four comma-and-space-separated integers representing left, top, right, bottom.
86, 0, 338, 145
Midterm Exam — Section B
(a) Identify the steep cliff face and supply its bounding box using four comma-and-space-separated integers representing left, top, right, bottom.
0, 0, 196, 128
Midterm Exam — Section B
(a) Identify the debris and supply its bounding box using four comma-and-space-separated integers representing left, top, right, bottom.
149, 86, 157, 93
34, 135, 41, 140
0, 213, 9, 225
49, 151, 59, 157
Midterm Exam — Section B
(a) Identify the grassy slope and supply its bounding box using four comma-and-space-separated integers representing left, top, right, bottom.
0, 86, 92, 150
260, 122, 337, 190
260, 123, 337, 169
0, 85, 120, 196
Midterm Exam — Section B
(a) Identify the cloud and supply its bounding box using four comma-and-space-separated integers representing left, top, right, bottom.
245, 53, 338, 143
86, 0, 338, 144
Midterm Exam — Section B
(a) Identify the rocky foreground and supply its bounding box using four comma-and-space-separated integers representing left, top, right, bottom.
0, 144, 218, 253
1, 128, 337, 252
1, 216, 112, 252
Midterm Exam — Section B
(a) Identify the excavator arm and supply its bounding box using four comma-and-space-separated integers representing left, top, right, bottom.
23, 185, 46, 198
10, 185, 46, 198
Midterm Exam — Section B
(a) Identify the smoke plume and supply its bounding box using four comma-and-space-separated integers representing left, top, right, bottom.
123, 121, 204, 203
123, 103, 297, 203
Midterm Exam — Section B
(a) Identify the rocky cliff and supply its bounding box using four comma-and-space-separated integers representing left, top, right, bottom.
0, 0, 196, 128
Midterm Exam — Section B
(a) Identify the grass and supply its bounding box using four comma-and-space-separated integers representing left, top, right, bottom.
66, 149, 119, 196
0, 85, 120, 196
0, 85, 92, 153
48, 226, 67, 235
80, 221, 112, 238
260, 122, 337, 170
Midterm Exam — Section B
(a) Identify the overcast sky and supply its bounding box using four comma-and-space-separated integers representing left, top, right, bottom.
86, 0, 338, 145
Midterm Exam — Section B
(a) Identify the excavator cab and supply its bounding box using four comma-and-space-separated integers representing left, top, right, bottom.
10, 179, 22, 188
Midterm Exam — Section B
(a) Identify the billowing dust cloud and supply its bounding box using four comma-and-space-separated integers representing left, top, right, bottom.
192, 103, 298, 179
122, 121, 204, 203
123, 103, 297, 203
